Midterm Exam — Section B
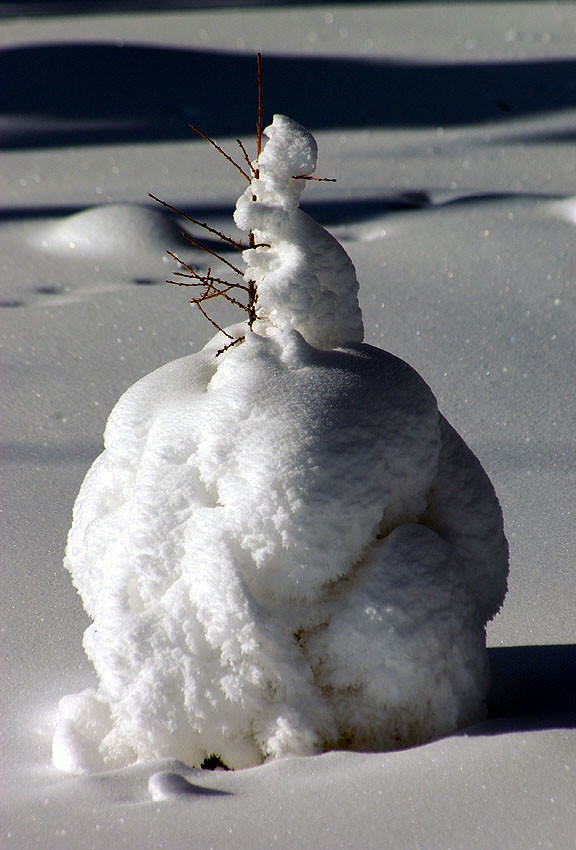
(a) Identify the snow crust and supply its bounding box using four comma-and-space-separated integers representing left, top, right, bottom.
53, 116, 507, 773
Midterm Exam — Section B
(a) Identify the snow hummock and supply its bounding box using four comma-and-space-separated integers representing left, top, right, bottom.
52, 115, 508, 773
42, 204, 184, 258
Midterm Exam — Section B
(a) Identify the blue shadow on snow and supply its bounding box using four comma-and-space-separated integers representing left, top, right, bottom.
484, 643, 576, 733
2, 44, 576, 148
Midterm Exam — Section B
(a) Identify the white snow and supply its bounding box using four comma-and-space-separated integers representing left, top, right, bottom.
2, 4, 575, 849
50, 115, 507, 773
235, 115, 364, 348
43, 203, 185, 259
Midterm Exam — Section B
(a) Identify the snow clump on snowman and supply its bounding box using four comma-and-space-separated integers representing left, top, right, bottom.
53, 114, 508, 773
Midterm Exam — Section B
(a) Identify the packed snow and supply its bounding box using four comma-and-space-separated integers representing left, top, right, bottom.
2, 4, 575, 849
52, 114, 507, 773
234, 114, 364, 348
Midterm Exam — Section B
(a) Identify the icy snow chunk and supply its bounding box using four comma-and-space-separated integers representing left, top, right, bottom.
53, 114, 507, 773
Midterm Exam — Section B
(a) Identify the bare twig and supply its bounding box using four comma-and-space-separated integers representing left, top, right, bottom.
237, 139, 257, 177
179, 232, 246, 277
196, 301, 235, 338
189, 124, 251, 182
292, 175, 337, 182
247, 279, 258, 330
166, 252, 254, 322
149, 193, 244, 249
173, 270, 249, 292
155, 53, 300, 355
216, 336, 245, 357
256, 53, 263, 163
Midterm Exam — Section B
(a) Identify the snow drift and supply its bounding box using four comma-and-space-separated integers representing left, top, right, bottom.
53, 115, 508, 773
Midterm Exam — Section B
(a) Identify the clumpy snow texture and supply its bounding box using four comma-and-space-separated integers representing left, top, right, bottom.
53, 115, 508, 773
234, 115, 364, 349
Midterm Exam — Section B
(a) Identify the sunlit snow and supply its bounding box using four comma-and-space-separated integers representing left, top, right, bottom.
2, 6, 575, 849
53, 115, 507, 773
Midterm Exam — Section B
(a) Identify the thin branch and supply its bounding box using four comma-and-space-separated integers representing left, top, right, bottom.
149, 194, 244, 249
168, 256, 244, 296
172, 273, 208, 282
237, 139, 257, 177
170, 260, 249, 291
174, 270, 249, 292
247, 279, 258, 330
195, 283, 252, 314
179, 232, 246, 277
166, 278, 206, 288
158, 53, 267, 356
186, 276, 249, 307
165, 250, 197, 273
210, 291, 251, 312
167, 262, 252, 313
217, 336, 245, 357
189, 124, 251, 182
292, 175, 337, 182
256, 53, 263, 163
195, 301, 234, 339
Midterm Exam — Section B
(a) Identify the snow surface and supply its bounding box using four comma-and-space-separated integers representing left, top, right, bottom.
1, 3, 575, 849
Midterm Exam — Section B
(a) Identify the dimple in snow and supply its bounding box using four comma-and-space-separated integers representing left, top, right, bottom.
53, 114, 508, 773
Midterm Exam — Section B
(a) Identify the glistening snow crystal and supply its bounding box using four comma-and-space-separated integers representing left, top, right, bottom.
53, 115, 508, 773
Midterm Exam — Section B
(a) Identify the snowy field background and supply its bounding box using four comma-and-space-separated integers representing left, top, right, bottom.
1, 2, 575, 848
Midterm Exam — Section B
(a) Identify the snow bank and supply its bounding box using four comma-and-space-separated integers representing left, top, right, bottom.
53, 115, 508, 773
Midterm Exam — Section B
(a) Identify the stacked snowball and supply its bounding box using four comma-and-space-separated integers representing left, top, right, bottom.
53, 115, 508, 773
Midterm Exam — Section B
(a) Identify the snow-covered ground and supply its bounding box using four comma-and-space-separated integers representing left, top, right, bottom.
1, 4, 575, 848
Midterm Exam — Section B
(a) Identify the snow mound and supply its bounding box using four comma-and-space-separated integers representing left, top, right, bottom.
41, 203, 183, 258
53, 115, 508, 773
546, 196, 576, 225
147, 770, 221, 800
